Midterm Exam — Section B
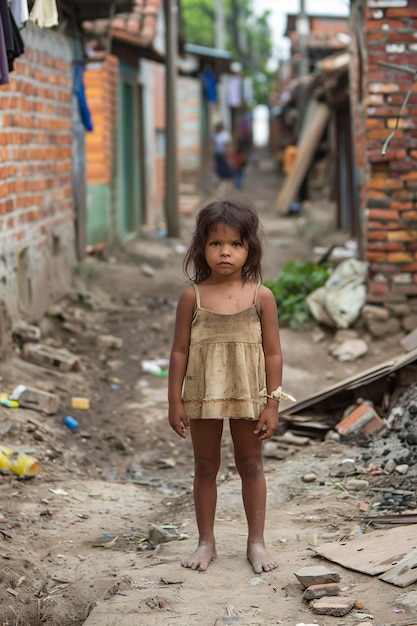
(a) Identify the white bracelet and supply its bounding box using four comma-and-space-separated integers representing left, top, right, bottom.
259, 386, 296, 402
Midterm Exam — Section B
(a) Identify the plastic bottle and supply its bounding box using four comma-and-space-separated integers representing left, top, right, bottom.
64, 415, 79, 431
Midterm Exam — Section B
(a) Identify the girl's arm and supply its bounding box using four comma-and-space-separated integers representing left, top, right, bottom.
255, 285, 283, 441
168, 286, 195, 438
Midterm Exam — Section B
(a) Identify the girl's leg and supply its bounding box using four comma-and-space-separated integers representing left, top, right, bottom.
229, 419, 278, 574
182, 418, 224, 571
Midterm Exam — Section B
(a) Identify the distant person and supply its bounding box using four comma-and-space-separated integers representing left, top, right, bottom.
168, 199, 294, 573
232, 138, 247, 189
212, 122, 232, 181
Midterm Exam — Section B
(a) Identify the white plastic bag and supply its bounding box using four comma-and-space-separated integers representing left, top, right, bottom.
306, 259, 367, 329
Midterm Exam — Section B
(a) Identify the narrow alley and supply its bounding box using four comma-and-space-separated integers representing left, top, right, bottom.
0, 154, 416, 625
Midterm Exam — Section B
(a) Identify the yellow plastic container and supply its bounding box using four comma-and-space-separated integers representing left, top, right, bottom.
71, 397, 90, 410
9, 453, 41, 477
0, 451, 11, 470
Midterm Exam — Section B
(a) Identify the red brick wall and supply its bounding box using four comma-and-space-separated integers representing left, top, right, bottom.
85, 56, 119, 185
0, 52, 73, 242
351, 0, 417, 305
0, 27, 76, 319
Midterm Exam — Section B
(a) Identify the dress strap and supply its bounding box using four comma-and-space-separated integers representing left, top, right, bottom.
193, 284, 201, 308
253, 282, 261, 305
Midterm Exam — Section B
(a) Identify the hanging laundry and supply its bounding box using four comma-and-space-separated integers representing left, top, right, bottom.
74, 62, 94, 132
0, 14, 10, 84
226, 74, 242, 108
0, 0, 24, 73
11, 0, 29, 29
203, 67, 217, 103
29, 0, 58, 28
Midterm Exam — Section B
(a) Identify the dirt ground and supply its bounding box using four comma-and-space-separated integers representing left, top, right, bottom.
1, 156, 416, 626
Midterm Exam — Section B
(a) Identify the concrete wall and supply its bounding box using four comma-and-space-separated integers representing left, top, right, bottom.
0, 23, 76, 321
350, 0, 417, 308
177, 76, 201, 174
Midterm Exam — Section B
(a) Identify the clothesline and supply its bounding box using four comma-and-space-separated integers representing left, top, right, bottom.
10, 0, 59, 30
0, 0, 59, 84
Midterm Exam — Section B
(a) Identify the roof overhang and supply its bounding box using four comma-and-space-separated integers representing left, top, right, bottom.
58, 0, 137, 23
180, 43, 233, 75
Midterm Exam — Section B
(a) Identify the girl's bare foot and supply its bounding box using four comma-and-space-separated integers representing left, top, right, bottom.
247, 542, 278, 574
181, 541, 217, 571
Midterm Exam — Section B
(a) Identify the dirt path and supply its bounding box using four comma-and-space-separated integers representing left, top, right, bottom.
0, 156, 415, 626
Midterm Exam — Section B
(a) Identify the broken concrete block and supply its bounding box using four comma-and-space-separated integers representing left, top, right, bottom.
309, 595, 356, 616
9, 385, 59, 415
96, 334, 123, 350
302, 582, 340, 601
335, 404, 386, 437
294, 565, 341, 589
12, 320, 41, 343
21, 343, 80, 372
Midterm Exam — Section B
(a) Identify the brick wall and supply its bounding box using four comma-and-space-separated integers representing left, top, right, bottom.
0, 23, 75, 320
351, 0, 417, 306
85, 56, 119, 185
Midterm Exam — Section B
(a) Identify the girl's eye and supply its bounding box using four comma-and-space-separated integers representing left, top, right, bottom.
233, 242, 243, 247
209, 241, 219, 247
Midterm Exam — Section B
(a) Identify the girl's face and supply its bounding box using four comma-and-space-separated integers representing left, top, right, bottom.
204, 223, 248, 278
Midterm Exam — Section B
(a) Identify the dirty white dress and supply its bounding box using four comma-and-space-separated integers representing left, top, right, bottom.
182, 284, 266, 420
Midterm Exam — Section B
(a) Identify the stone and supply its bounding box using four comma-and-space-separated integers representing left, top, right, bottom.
366, 317, 401, 338
402, 314, 417, 332
302, 582, 340, 601
345, 478, 370, 491
361, 304, 390, 320
294, 565, 341, 589
96, 334, 123, 349
309, 595, 356, 616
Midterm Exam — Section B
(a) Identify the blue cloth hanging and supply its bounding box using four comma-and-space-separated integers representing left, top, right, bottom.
74, 62, 93, 132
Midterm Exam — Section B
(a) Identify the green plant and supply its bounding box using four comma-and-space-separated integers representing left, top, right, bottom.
265, 259, 332, 330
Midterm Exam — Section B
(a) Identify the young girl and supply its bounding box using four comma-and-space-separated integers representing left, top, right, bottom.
168, 199, 284, 574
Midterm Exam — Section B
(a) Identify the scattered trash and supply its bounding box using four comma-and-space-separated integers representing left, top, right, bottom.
9, 453, 41, 477
49, 488, 69, 496
306, 258, 367, 329
142, 359, 169, 377
92, 536, 119, 549
0, 398, 19, 408
0, 447, 41, 476
0, 445, 13, 470
135, 379, 149, 388
9, 385, 59, 414
64, 416, 79, 431
70, 397, 90, 410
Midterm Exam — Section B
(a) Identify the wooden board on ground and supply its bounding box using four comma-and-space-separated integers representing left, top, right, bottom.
379, 551, 417, 587
313, 524, 417, 579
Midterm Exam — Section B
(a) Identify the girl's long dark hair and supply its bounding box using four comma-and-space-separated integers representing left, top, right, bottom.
184, 200, 264, 283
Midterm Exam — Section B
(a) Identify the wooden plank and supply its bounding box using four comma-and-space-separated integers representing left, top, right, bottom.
275, 100, 330, 214
313, 525, 417, 576
379, 551, 417, 587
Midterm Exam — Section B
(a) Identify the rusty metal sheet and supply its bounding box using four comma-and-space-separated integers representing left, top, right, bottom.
313, 525, 417, 577
280, 347, 417, 419
379, 551, 417, 587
